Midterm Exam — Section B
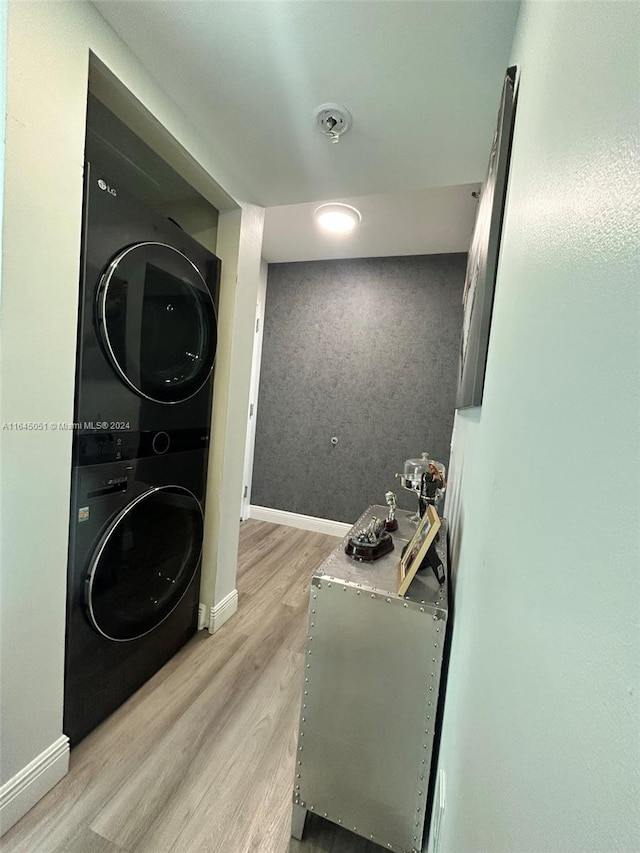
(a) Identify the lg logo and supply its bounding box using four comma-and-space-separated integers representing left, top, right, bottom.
97, 179, 117, 197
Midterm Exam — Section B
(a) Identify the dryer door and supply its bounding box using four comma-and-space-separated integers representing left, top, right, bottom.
86, 485, 204, 641
97, 242, 217, 404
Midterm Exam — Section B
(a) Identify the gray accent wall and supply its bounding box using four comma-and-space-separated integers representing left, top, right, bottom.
251, 254, 466, 524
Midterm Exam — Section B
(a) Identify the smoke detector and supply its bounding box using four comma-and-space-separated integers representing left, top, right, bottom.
314, 103, 352, 144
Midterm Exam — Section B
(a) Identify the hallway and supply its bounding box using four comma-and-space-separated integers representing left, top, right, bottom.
3, 521, 381, 853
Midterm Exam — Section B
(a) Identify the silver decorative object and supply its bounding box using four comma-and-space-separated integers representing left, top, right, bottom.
354, 516, 385, 545
384, 490, 398, 532
345, 516, 393, 562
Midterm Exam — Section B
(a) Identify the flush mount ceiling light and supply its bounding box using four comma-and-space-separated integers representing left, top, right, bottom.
314, 203, 362, 233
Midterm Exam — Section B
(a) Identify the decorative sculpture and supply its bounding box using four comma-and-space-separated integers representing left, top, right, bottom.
345, 515, 394, 562
384, 490, 398, 532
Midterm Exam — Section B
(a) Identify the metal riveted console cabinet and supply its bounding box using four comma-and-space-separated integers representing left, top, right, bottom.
291, 506, 449, 853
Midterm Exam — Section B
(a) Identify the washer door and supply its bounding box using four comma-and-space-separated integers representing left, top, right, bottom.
97, 242, 217, 404
86, 486, 204, 642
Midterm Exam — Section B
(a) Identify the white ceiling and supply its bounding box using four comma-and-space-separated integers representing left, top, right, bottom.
93, 0, 519, 260
263, 183, 480, 263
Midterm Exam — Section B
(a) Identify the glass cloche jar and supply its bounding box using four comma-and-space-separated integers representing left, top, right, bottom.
396, 452, 447, 521
402, 452, 433, 490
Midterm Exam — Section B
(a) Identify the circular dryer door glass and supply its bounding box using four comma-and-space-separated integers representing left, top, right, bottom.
98, 242, 217, 403
86, 486, 204, 641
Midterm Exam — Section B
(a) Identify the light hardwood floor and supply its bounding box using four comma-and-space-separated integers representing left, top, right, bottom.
2, 520, 382, 853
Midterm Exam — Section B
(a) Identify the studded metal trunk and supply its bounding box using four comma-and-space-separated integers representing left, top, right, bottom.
292, 507, 449, 853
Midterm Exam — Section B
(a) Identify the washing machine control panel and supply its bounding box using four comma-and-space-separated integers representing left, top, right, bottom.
75, 428, 209, 466
85, 475, 129, 500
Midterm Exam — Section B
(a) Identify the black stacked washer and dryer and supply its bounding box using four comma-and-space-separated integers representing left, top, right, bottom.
64, 161, 221, 746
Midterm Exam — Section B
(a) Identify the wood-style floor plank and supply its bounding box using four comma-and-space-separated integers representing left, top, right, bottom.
52, 826, 126, 853
2, 521, 385, 853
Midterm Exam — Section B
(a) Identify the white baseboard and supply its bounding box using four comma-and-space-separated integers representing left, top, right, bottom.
208, 588, 238, 634
249, 505, 351, 538
0, 735, 69, 836
197, 602, 207, 631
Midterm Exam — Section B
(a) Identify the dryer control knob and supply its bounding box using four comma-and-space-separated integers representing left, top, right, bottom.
152, 431, 170, 455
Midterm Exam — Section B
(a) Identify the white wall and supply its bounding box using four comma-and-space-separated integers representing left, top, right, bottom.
241, 257, 268, 521
438, 2, 640, 852
0, 4, 5, 277
0, 0, 262, 830
200, 205, 265, 629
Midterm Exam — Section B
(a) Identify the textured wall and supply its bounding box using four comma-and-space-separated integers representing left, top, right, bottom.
437, 3, 640, 852
252, 254, 466, 523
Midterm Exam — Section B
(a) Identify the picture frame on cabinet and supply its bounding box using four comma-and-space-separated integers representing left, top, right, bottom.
457, 65, 519, 409
397, 504, 441, 596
